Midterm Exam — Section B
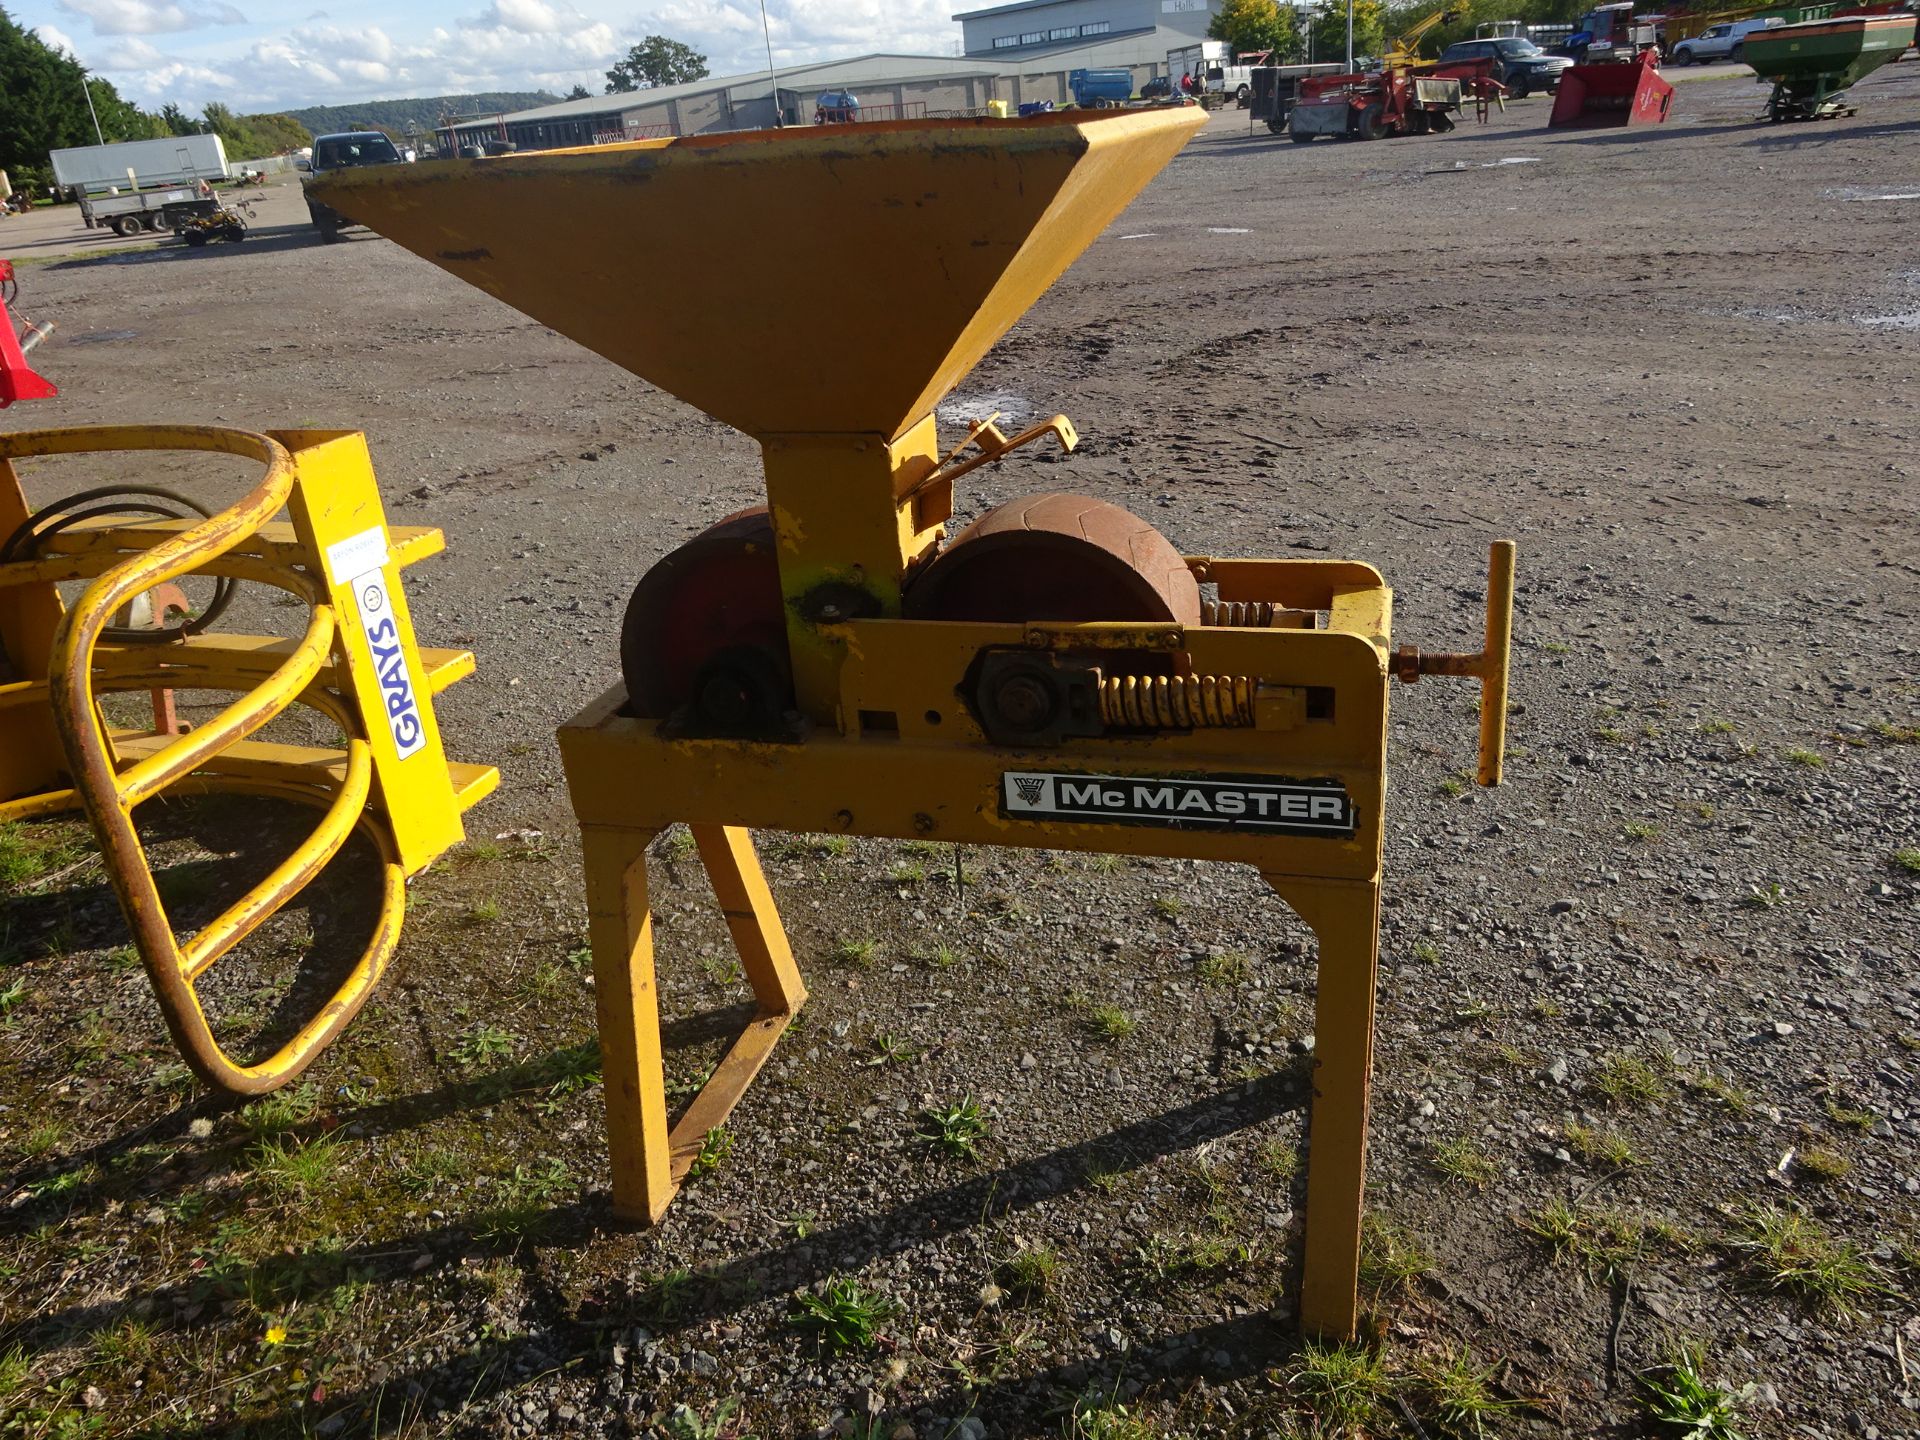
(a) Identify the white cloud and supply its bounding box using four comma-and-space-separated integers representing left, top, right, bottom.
58, 0, 247, 36
101, 36, 166, 66
478, 0, 572, 34
637, 0, 957, 73
34, 22, 81, 54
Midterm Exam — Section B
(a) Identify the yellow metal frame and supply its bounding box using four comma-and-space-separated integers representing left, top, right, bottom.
560, 547, 1513, 1340
0, 425, 496, 1094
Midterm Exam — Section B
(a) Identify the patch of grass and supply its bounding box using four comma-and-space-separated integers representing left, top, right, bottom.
1150, 895, 1183, 920
889, 861, 925, 885
1259, 1138, 1300, 1185
1822, 1098, 1876, 1133
658, 827, 697, 862
1429, 1136, 1497, 1188
1782, 747, 1824, 768
0, 823, 90, 888
1085, 852, 1125, 874
1871, 719, 1920, 744
1793, 1146, 1850, 1183
998, 1245, 1058, 1298
1593, 726, 1625, 744
1086, 1004, 1137, 1042
1530, 998, 1563, 1020
472, 1159, 572, 1240
1438, 777, 1466, 798
917, 942, 962, 969
1725, 1206, 1886, 1315
240, 1083, 320, 1139
1195, 950, 1252, 986
92, 1319, 158, 1367
1563, 1121, 1637, 1169
1624, 820, 1660, 841
1694, 802, 1716, 820
0, 1342, 30, 1396
917, 1097, 989, 1159
1542, 640, 1571, 655
687, 1126, 731, 1181
0, 977, 26, 1020
451, 1023, 514, 1069
1893, 848, 1920, 876
1697, 717, 1736, 735
466, 898, 503, 924
1680, 1070, 1752, 1114
700, 952, 744, 988
1523, 1202, 1665, 1281
789, 1276, 897, 1350
1289, 1341, 1391, 1429
1410, 938, 1441, 965
1590, 1052, 1670, 1108
465, 840, 505, 863
861, 1031, 915, 1067
1743, 881, 1787, 909
250, 1131, 346, 1198
1417, 1345, 1521, 1437
1359, 1215, 1433, 1295
1642, 1340, 1754, 1440
830, 936, 878, 968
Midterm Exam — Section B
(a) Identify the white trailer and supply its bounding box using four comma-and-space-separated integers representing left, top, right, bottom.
49, 135, 228, 198
1167, 40, 1259, 104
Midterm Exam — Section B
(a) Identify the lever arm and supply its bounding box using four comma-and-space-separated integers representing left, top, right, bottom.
1392, 539, 1516, 786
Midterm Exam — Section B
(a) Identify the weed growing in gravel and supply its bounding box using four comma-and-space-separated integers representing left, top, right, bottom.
1150, 895, 1183, 920
1416, 1345, 1521, 1437
1086, 1005, 1137, 1041
789, 1276, 897, 1350
241, 1082, 319, 1139
1438, 777, 1466, 798
1624, 821, 1661, 841
1697, 717, 1735, 735
465, 840, 505, 863
250, 1131, 346, 1198
1082, 1155, 1128, 1194
1822, 1098, 1876, 1133
1642, 1341, 1754, 1440
661, 1398, 752, 1440
473, 1159, 572, 1240
1727, 1206, 1886, 1315
659, 827, 697, 862
451, 1023, 514, 1068
998, 1245, 1059, 1298
638, 1266, 694, 1320
1542, 641, 1570, 655
467, 898, 503, 923
1743, 882, 1786, 909
1893, 848, 1920, 875
916, 942, 962, 968
1260, 1138, 1300, 1185
1872, 720, 1920, 744
1290, 1341, 1390, 1429
1410, 939, 1441, 965
688, 1126, 732, 1180
889, 860, 926, 885
1195, 950, 1252, 986
1792, 1146, 1850, 1183
1429, 1136, 1497, 1187
1694, 802, 1716, 819
1563, 1121, 1637, 1169
0, 978, 25, 1021
93, 1319, 159, 1367
1523, 1203, 1664, 1281
1085, 852, 1125, 874
861, 1032, 915, 1067
0, 1342, 29, 1396
1360, 1215, 1434, 1296
700, 953, 745, 988
0, 822, 89, 888
1064, 1395, 1154, 1440
1593, 725, 1625, 744
1784, 744, 1829, 768
1590, 1052, 1670, 1108
830, 937, 878, 967
1530, 999, 1563, 1020
1680, 1069, 1753, 1114
918, 1097, 989, 1159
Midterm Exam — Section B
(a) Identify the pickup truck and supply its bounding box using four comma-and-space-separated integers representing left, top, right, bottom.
305, 131, 407, 243
1668, 17, 1780, 64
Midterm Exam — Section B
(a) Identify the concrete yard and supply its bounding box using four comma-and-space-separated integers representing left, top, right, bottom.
2, 61, 1917, 1439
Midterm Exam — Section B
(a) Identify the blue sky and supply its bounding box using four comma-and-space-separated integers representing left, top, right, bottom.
19, 0, 962, 113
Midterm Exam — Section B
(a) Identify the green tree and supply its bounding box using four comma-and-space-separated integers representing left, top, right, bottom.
1209, 0, 1304, 62
0, 7, 158, 189
1312, 0, 1387, 65
566, 83, 591, 100
605, 35, 709, 92
160, 102, 202, 135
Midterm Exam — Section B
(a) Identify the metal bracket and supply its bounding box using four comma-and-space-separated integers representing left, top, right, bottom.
1391, 539, 1515, 786
905, 411, 1080, 502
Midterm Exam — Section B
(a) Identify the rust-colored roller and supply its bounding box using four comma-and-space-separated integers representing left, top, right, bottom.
902, 493, 1200, 626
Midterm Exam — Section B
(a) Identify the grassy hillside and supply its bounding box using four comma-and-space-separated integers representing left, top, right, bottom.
284, 91, 559, 137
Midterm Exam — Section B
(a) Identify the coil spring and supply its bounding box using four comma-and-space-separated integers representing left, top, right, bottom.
1098, 673, 1256, 728
1201, 599, 1279, 627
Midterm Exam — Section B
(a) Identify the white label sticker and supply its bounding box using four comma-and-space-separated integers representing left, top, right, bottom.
349, 567, 427, 760
1002, 770, 1354, 836
326, 526, 390, 588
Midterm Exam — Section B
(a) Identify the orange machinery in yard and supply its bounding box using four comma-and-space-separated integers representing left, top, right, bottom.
1549, 46, 1677, 125
0, 259, 56, 407
1287, 67, 1472, 140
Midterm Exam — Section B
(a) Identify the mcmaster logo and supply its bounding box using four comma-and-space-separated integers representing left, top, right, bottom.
1001, 771, 1354, 836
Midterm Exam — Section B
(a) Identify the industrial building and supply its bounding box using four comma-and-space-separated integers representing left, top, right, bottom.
953, 0, 1222, 66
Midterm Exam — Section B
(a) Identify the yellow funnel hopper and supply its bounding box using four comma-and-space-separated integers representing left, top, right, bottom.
309, 110, 1204, 441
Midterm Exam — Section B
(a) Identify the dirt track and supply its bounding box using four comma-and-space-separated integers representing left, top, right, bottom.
3, 63, 1918, 1439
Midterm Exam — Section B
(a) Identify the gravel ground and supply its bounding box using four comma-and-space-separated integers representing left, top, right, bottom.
2, 64, 1918, 1440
